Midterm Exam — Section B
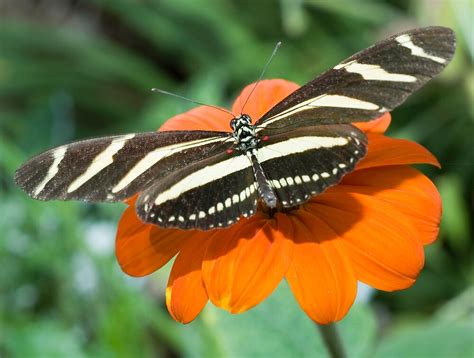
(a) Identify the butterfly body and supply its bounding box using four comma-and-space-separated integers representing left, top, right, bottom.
15, 27, 456, 230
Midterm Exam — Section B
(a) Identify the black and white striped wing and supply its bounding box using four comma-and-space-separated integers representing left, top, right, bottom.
256, 124, 367, 206
15, 131, 232, 202
136, 151, 258, 230
256, 26, 455, 129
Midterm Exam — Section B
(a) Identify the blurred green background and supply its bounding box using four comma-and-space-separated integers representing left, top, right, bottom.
1, 0, 473, 356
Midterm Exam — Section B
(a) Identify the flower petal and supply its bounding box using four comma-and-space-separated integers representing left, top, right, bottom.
166, 233, 211, 323
115, 204, 193, 277
159, 105, 232, 132
231, 79, 299, 122
353, 113, 391, 133
286, 211, 357, 324
340, 166, 441, 245
357, 133, 440, 170
202, 213, 293, 313
306, 190, 425, 291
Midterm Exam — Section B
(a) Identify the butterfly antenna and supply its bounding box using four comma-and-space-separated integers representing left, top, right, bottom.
240, 41, 282, 114
151, 88, 235, 117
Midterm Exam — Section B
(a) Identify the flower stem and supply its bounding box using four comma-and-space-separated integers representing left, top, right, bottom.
317, 323, 347, 358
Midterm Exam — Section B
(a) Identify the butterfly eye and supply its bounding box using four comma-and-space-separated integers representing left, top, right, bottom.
230, 119, 237, 130
242, 114, 251, 124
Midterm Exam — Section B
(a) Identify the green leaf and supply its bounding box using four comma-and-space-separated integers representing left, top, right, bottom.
2, 320, 86, 357
375, 319, 474, 358
177, 281, 377, 357
375, 288, 474, 357
438, 174, 471, 252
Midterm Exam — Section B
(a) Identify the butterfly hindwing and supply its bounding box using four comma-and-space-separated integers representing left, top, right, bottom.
256, 26, 455, 130
256, 124, 367, 207
136, 151, 258, 230
15, 131, 232, 202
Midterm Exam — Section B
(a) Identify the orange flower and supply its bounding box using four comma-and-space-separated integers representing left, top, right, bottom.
116, 80, 442, 324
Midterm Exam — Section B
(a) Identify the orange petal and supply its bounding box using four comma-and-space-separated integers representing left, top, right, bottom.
159, 105, 233, 132
231, 79, 299, 122
353, 113, 391, 133
166, 233, 211, 323
357, 133, 440, 170
339, 166, 441, 245
115, 204, 194, 277
286, 211, 357, 324
306, 190, 425, 291
202, 213, 293, 313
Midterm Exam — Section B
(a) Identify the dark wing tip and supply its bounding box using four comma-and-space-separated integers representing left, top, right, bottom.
13, 148, 61, 201
401, 26, 456, 64
14, 157, 45, 200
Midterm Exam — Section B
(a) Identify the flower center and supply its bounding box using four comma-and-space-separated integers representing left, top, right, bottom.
230, 114, 259, 152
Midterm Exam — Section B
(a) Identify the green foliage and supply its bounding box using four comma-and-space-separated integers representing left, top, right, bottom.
175, 282, 377, 357
1, 0, 472, 356
375, 287, 474, 357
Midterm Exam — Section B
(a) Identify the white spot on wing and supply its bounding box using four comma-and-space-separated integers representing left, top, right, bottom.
111, 136, 225, 193
271, 180, 281, 189
154, 155, 251, 206
250, 184, 256, 194
335, 60, 417, 82
68, 134, 135, 193
257, 136, 349, 163
309, 94, 379, 110
33, 146, 67, 196
396, 34, 447, 64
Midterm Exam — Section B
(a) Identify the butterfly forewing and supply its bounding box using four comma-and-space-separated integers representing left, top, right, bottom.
256, 124, 367, 207
256, 27, 455, 130
136, 152, 258, 230
15, 131, 232, 202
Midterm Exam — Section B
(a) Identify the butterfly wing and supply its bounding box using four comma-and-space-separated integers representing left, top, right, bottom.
15, 130, 232, 202
255, 26, 455, 130
255, 124, 367, 207
136, 151, 258, 230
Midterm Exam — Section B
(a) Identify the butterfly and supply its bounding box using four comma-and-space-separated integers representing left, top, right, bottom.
15, 26, 456, 230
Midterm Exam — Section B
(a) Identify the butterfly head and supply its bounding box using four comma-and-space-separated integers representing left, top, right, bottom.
230, 114, 259, 152
230, 114, 252, 131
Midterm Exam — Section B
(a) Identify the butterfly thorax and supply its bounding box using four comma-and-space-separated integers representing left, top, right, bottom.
230, 114, 259, 153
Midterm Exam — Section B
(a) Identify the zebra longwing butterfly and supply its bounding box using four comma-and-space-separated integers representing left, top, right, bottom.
15, 27, 455, 230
